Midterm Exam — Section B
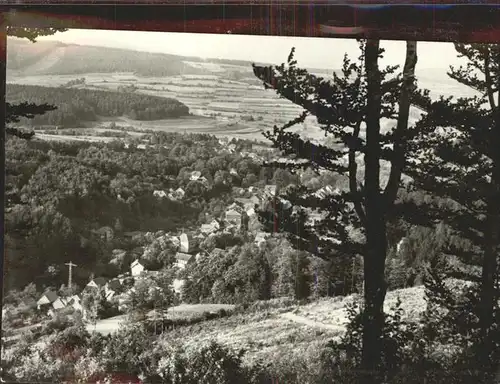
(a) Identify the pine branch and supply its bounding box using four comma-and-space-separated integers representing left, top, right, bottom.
6, 102, 57, 124
6, 27, 68, 43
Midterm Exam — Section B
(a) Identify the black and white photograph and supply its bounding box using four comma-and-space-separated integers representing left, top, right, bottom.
1, 12, 500, 384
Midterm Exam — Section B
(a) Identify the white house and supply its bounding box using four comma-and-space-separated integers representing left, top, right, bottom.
171, 279, 185, 294
264, 184, 278, 198
179, 233, 190, 253
36, 291, 59, 310
230, 168, 238, 176
190, 171, 202, 181
86, 277, 109, 290
225, 209, 242, 227
130, 260, 145, 277
52, 297, 67, 311
200, 219, 220, 235
397, 237, 410, 254
67, 295, 82, 312
153, 190, 167, 198
175, 188, 185, 199
169, 235, 181, 249
105, 279, 123, 298
175, 252, 192, 270
255, 232, 270, 247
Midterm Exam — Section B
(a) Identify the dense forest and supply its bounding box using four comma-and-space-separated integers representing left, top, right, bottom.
4, 131, 293, 291
7, 39, 242, 77
6, 84, 190, 128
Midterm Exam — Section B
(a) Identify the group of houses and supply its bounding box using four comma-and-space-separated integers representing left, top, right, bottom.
35, 257, 154, 318
36, 179, 337, 320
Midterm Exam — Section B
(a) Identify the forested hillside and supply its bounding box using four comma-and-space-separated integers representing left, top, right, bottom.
7, 38, 253, 77
6, 84, 190, 127
4, 132, 280, 291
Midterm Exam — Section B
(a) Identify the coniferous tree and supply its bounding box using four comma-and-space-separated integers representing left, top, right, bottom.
252, 40, 419, 382
403, 43, 500, 373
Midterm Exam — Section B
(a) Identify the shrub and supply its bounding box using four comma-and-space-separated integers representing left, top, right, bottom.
156, 341, 257, 384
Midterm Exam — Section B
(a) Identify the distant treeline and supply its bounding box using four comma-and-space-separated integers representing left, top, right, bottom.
6, 84, 190, 128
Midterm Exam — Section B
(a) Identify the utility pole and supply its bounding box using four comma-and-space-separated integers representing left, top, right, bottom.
65, 261, 78, 290
351, 257, 356, 293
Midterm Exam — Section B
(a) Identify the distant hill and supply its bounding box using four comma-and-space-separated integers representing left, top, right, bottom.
6, 38, 332, 78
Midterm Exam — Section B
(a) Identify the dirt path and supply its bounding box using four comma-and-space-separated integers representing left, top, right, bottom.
280, 312, 346, 332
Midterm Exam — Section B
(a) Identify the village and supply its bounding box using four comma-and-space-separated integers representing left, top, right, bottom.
33, 168, 339, 328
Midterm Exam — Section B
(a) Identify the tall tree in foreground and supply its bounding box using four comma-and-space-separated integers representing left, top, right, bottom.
252, 39, 418, 382
403, 43, 500, 373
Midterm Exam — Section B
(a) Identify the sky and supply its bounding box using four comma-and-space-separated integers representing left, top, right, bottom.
37, 29, 464, 70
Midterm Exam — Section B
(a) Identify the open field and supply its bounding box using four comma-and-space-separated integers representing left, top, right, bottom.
153, 284, 431, 366
8, 71, 324, 143
7, 39, 479, 145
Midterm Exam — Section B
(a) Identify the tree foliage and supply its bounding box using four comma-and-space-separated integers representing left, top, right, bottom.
403, 43, 500, 372
252, 40, 419, 379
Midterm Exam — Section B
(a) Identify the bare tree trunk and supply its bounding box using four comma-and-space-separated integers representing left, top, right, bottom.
360, 39, 387, 384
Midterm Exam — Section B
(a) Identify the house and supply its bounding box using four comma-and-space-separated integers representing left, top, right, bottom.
86, 277, 110, 290
153, 190, 167, 198
227, 144, 237, 152
168, 187, 185, 201
169, 235, 181, 249
190, 171, 202, 181
194, 232, 206, 240
218, 137, 229, 146
171, 279, 185, 294
314, 185, 338, 199
227, 202, 242, 212
175, 252, 193, 269
52, 297, 67, 311
397, 237, 410, 254
250, 195, 261, 206
264, 184, 278, 198
195, 251, 208, 262
225, 209, 242, 227
105, 279, 123, 296
137, 144, 147, 150
200, 219, 220, 234
255, 232, 270, 246
130, 260, 145, 277
235, 198, 257, 212
179, 233, 190, 253
92, 226, 114, 242
230, 168, 238, 176
307, 212, 323, 226
67, 295, 82, 312
247, 208, 256, 217
36, 291, 59, 310
175, 188, 185, 199
201, 223, 216, 234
